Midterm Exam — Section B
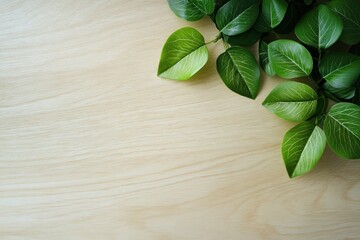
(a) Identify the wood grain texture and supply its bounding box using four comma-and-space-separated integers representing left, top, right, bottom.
0, 1, 359, 239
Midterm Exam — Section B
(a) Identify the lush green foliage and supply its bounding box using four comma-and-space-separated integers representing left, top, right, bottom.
159, 0, 360, 178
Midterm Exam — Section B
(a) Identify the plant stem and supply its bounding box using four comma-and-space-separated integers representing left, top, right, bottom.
205, 33, 222, 45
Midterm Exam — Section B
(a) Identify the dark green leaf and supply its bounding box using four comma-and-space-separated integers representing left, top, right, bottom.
168, 0, 215, 21
274, 3, 301, 34
268, 40, 313, 78
295, 4, 343, 49
253, 10, 272, 33
216, 46, 260, 99
324, 103, 360, 159
262, 81, 318, 122
282, 122, 326, 178
319, 52, 360, 88
259, 40, 276, 76
262, 0, 288, 28
327, 0, 360, 45
226, 29, 261, 47
216, 0, 259, 36
158, 27, 208, 80
323, 82, 356, 100
304, 0, 313, 5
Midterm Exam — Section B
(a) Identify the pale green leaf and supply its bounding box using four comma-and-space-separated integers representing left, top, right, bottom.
295, 4, 343, 49
216, 46, 260, 99
216, 0, 259, 36
167, 0, 215, 21
262, 81, 318, 122
324, 103, 360, 159
319, 52, 360, 88
268, 40, 313, 79
282, 122, 326, 178
262, 0, 288, 28
158, 27, 208, 81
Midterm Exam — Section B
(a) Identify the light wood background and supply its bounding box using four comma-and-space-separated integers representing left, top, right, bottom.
1, 1, 359, 239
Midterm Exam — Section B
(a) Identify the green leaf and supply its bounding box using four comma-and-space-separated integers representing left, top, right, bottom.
318, 52, 360, 88
215, 0, 259, 36
323, 82, 356, 100
259, 40, 276, 76
295, 5, 343, 49
216, 46, 260, 99
274, 3, 301, 34
324, 103, 360, 159
304, 0, 313, 5
262, 81, 318, 122
268, 40, 313, 79
158, 27, 208, 81
282, 122, 326, 178
167, 0, 215, 21
253, 11, 272, 33
226, 29, 261, 47
327, 0, 360, 45
262, 0, 288, 28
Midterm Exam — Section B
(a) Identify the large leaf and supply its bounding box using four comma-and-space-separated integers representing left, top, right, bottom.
324, 103, 360, 159
268, 40, 313, 79
295, 4, 343, 49
282, 122, 326, 178
259, 40, 276, 76
226, 29, 261, 47
262, 0, 288, 28
168, 0, 215, 21
158, 27, 208, 80
327, 0, 360, 45
262, 81, 318, 122
323, 82, 356, 100
318, 52, 360, 88
215, 0, 259, 36
216, 46, 260, 99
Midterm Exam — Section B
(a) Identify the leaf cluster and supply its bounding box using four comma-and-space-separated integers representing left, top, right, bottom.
158, 0, 360, 178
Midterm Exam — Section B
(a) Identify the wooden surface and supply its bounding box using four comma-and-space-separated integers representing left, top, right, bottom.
1, 1, 359, 239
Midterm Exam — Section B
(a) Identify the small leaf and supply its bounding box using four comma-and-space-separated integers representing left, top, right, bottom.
262, 81, 318, 122
282, 122, 326, 178
158, 27, 208, 81
319, 52, 360, 88
262, 0, 288, 28
216, 46, 260, 99
216, 0, 259, 36
323, 82, 356, 100
226, 29, 261, 47
168, 0, 215, 21
327, 0, 360, 45
268, 40, 313, 79
295, 5, 343, 49
259, 40, 276, 76
324, 103, 360, 159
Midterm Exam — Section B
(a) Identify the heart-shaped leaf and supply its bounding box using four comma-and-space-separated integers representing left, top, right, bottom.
282, 121, 326, 178
262, 0, 288, 28
216, 0, 259, 36
319, 52, 360, 88
327, 0, 360, 45
262, 81, 318, 122
259, 40, 276, 76
226, 29, 261, 47
216, 46, 260, 99
268, 40, 313, 79
158, 27, 208, 81
324, 103, 360, 159
168, 0, 215, 21
295, 4, 343, 49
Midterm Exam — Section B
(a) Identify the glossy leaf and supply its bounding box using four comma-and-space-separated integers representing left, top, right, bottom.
217, 46, 260, 99
262, 81, 318, 122
216, 0, 259, 36
282, 122, 326, 178
327, 0, 360, 45
168, 0, 215, 21
226, 29, 261, 47
319, 52, 360, 88
323, 82, 356, 100
295, 5, 343, 49
259, 40, 276, 76
324, 103, 360, 159
262, 0, 288, 28
158, 27, 208, 80
268, 40, 313, 79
